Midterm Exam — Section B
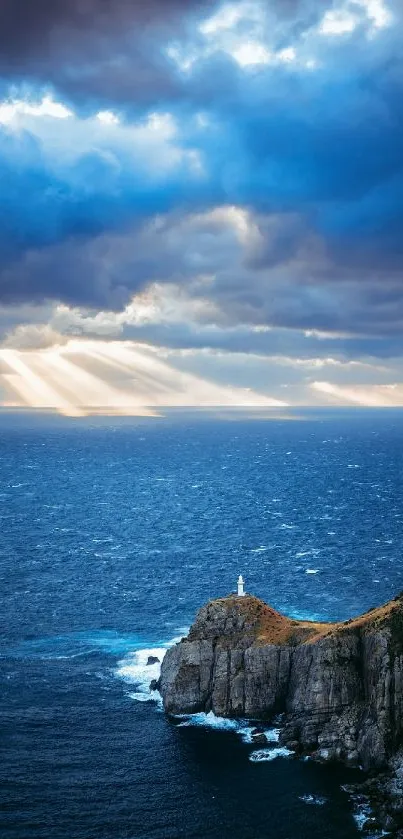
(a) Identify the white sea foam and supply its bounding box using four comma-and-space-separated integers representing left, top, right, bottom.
128, 691, 160, 703
353, 809, 370, 831
115, 640, 289, 764
342, 788, 383, 835
239, 726, 281, 744
299, 794, 327, 805
176, 712, 281, 748
115, 635, 185, 704
177, 711, 240, 731
351, 800, 381, 834
249, 747, 294, 762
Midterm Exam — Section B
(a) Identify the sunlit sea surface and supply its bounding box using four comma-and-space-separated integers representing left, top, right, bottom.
1, 408, 403, 839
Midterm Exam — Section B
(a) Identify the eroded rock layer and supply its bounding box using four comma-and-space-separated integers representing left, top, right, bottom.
158, 593, 403, 770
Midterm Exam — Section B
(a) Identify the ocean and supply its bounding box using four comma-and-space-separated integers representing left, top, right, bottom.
1, 408, 403, 839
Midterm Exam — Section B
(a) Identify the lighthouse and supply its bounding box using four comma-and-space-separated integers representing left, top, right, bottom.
237, 574, 245, 596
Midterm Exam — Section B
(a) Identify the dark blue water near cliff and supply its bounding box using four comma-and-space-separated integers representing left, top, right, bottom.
1, 409, 403, 839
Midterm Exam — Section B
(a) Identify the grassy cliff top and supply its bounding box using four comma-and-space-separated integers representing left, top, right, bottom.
190, 592, 403, 646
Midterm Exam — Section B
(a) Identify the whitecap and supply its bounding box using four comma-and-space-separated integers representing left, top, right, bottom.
249, 747, 294, 762
239, 727, 280, 744
116, 651, 164, 706
177, 711, 239, 732
115, 635, 184, 704
128, 691, 160, 703
175, 713, 281, 748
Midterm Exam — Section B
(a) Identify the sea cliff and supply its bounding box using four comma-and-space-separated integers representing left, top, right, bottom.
157, 593, 403, 771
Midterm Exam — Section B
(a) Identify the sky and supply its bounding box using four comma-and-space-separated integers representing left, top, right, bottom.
0, 0, 402, 414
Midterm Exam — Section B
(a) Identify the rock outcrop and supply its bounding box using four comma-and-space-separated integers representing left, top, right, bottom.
158, 593, 403, 771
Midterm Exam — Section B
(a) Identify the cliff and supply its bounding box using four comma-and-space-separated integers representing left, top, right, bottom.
157, 593, 403, 771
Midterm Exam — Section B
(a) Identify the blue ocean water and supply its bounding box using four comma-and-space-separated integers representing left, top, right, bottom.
1, 408, 403, 839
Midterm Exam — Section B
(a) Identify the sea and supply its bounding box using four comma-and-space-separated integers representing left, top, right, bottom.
1, 407, 403, 839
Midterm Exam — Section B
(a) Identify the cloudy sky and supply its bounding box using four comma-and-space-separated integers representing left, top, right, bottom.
0, 0, 402, 414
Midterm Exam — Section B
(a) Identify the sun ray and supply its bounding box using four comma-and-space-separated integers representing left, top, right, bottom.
0, 350, 84, 416
41, 350, 156, 415
0, 341, 285, 415
88, 342, 287, 406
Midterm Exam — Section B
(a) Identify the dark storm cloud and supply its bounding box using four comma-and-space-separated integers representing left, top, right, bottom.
0, 1, 212, 71
0, 0, 323, 67
121, 320, 403, 362
3, 207, 403, 357
0, 0, 333, 109
1, 0, 403, 350
0, 0, 197, 109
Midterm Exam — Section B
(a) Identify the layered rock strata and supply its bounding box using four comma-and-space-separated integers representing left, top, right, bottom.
157, 593, 403, 770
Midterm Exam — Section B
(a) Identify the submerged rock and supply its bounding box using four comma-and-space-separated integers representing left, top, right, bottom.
250, 728, 267, 745
159, 592, 403, 772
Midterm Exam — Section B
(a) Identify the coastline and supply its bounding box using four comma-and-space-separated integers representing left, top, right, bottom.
155, 591, 403, 836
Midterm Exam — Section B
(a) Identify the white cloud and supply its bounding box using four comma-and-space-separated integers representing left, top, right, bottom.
269, 356, 386, 371
97, 110, 120, 125
41, 285, 218, 340
1, 324, 68, 350
179, 1, 296, 70
199, 3, 246, 35
166, 0, 392, 78
319, 0, 392, 37
232, 41, 272, 67
278, 47, 297, 63
0, 95, 73, 125
355, 0, 392, 29
320, 8, 358, 36
0, 96, 201, 181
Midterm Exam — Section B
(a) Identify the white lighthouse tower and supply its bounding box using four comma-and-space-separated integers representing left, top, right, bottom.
237, 574, 245, 596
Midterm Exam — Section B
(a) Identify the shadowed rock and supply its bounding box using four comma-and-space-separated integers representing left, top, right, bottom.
146, 655, 160, 666
158, 593, 403, 771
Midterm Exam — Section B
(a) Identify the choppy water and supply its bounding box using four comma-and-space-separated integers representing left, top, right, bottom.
1, 408, 403, 838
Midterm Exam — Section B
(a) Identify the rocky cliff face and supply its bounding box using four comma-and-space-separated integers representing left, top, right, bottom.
158, 593, 403, 770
